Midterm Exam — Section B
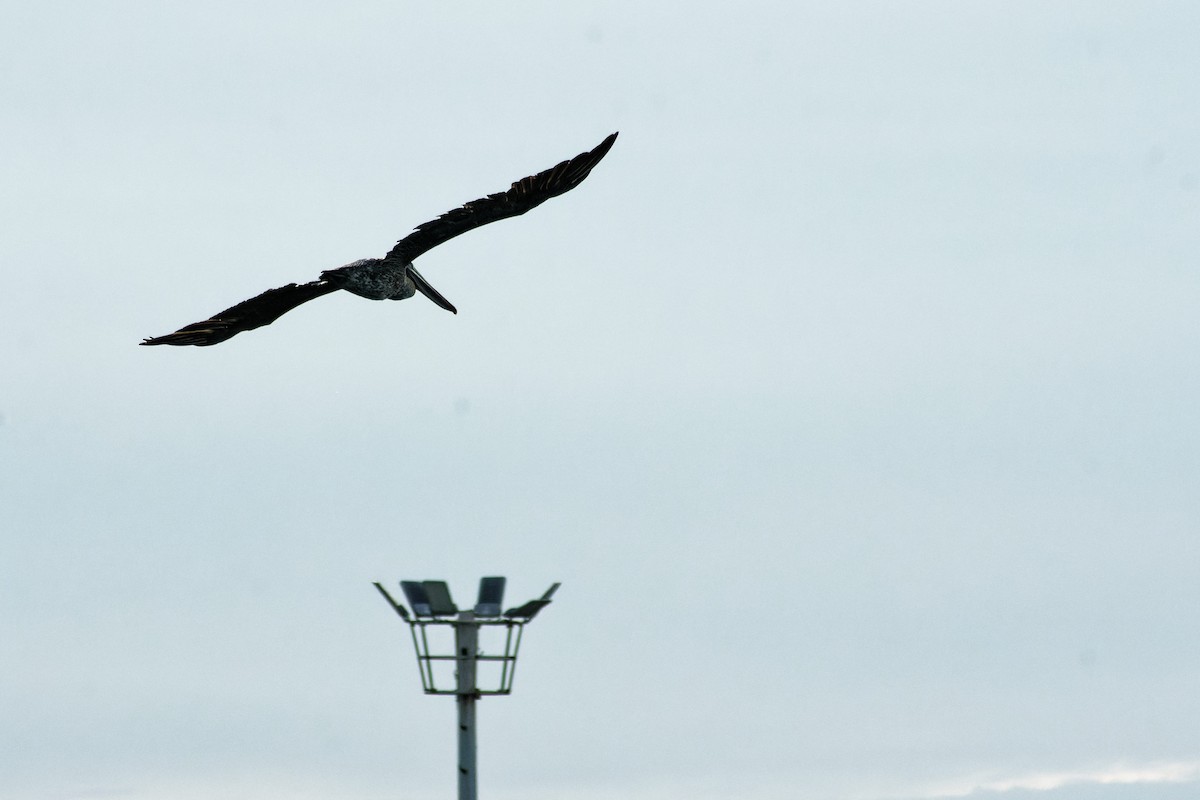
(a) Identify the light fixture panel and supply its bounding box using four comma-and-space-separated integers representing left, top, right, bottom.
422, 580, 458, 616
401, 580, 433, 617
475, 576, 506, 616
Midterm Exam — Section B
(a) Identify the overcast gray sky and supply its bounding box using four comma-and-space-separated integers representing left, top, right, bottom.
2, 2, 1199, 799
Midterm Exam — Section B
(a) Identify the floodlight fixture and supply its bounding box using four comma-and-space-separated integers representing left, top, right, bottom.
422, 580, 458, 616
504, 581, 561, 620
373, 576, 560, 800
474, 576, 506, 617
400, 580, 432, 617
373, 583, 410, 621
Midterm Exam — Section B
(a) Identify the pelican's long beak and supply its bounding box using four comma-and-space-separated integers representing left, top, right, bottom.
409, 266, 457, 314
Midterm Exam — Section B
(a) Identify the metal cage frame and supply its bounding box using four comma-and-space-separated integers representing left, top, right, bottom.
404, 613, 528, 696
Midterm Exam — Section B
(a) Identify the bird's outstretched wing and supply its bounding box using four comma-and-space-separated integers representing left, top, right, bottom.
385, 131, 618, 264
140, 280, 340, 346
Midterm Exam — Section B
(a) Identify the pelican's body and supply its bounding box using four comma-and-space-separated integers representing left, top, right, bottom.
323, 258, 435, 302
141, 132, 617, 347
327, 259, 415, 300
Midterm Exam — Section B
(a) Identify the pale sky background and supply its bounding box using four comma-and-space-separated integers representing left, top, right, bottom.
2, 2, 1199, 800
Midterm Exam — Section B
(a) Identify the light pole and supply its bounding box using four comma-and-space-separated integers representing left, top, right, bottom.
373, 577, 560, 800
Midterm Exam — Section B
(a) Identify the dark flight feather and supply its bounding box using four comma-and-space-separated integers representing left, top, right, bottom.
141, 281, 339, 346
385, 132, 618, 264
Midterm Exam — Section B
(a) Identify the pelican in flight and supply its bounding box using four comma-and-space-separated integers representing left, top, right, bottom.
141, 132, 618, 346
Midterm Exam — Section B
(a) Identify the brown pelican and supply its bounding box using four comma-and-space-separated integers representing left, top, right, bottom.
141, 132, 618, 346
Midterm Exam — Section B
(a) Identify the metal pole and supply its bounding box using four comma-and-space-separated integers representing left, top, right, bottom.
455, 611, 479, 800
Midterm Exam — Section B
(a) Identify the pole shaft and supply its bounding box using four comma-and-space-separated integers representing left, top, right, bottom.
456, 612, 479, 800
